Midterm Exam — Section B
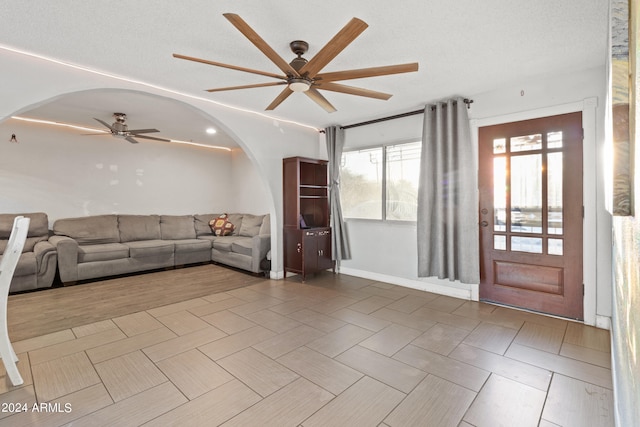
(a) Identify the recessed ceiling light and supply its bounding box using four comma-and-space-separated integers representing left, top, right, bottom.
206, 127, 217, 135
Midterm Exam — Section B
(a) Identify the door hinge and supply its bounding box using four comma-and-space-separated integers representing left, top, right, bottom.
582, 206, 584, 218
583, 284, 585, 296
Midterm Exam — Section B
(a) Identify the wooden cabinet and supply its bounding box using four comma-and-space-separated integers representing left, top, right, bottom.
283, 156, 335, 280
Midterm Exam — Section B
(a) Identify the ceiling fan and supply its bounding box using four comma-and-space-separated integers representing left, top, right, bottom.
173, 13, 419, 113
91, 113, 170, 144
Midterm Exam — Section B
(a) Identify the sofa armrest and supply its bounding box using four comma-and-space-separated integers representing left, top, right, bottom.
251, 234, 271, 272
49, 235, 79, 283
33, 240, 56, 258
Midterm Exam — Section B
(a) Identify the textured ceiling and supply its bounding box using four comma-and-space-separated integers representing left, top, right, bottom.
0, 0, 609, 147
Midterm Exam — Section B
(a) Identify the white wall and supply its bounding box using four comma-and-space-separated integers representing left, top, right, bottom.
0, 119, 233, 223
229, 148, 271, 215
339, 66, 611, 325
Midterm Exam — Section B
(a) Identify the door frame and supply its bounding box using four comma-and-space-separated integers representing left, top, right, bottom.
470, 97, 602, 327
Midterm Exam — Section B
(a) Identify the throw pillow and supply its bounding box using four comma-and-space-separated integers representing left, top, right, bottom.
209, 214, 235, 236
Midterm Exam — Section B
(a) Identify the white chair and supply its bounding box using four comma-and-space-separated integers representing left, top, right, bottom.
0, 216, 30, 386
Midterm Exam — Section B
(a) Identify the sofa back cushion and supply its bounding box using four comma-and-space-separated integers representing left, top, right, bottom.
118, 215, 161, 242
194, 214, 220, 237
259, 213, 270, 236
226, 214, 243, 236
0, 212, 50, 253
238, 214, 264, 237
160, 215, 196, 240
54, 215, 120, 245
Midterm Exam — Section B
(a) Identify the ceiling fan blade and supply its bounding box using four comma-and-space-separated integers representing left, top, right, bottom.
223, 13, 300, 77
299, 17, 368, 78
173, 54, 286, 80
206, 81, 287, 92
305, 88, 337, 113
125, 136, 139, 144
133, 134, 171, 142
94, 118, 116, 131
315, 63, 419, 82
314, 82, 392, 100
265, 87, 293, 110
128, 128, 160, 134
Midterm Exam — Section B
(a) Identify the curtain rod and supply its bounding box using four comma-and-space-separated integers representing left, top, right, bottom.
337, 98, 473, 131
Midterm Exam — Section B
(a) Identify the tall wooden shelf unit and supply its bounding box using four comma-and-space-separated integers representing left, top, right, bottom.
283, 156, 334, 281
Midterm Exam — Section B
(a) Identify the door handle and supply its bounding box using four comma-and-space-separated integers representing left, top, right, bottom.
480, 221, 489, 227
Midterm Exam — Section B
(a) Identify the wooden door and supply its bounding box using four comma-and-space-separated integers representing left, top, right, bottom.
478, 112, 583, 319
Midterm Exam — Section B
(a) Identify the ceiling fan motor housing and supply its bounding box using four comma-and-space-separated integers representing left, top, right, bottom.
112, 113, 128, 133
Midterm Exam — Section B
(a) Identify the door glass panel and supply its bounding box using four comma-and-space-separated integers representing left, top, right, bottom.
548, 131, 563, 149
511, 134, 542, 152
494, 235, 506, 250
493, 157, 507, 231
493, 138, 506, 154
548, 152, 563, 235
510, 154, 542, 233
511, 236, 543, 253
548, 238, 563, 255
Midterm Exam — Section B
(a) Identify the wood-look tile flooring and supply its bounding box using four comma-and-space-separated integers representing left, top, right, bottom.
1, 265, 614, 426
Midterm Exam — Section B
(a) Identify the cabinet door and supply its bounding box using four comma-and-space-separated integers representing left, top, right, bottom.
316, 229, 334, 271
284, 229, 303, 272
303, 230, 319, 273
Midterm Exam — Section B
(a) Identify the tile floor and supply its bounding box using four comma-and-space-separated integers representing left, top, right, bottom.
0, 272, 614, 426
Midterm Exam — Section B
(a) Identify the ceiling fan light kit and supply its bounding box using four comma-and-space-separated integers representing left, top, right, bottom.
173, 13, 418, 112
288, 78, 311, 93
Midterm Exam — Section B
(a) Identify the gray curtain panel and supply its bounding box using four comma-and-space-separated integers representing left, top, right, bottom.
417, 98, 479, 283
325, 126, 351, 267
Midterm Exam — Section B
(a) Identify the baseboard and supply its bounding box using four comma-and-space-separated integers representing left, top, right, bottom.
338, 267, 473, 300
595, 315, 612, 330
270, 270, 285, 280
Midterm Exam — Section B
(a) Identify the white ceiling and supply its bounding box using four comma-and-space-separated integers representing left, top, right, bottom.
0, 0, 609, 147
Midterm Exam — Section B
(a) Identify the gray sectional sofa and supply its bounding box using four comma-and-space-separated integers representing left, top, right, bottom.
0, 212, 58, 293
50, 213, 270, 284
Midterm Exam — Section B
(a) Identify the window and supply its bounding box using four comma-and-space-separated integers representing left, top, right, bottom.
341, 141, 421, 221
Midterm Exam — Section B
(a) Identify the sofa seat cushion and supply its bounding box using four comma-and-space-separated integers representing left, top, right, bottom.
78, 243, 130, 263
124, 240, 174, 258
231, 239, 253, 257
0, 252, 37, 277
212, 236, 247, 252
173, 239, 211, 253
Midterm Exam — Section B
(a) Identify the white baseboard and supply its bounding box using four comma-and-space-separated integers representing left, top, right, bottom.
595, 315, 612, 330
338, 267, 473, 300
270, 270, 285, 280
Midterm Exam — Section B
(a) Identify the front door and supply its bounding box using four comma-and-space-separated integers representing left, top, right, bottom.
478, 112, 583, 319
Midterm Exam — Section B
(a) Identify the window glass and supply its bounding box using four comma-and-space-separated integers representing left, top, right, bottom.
547, 152, 563, 235
341, 141, 421, 221
386, 142, 421, 221
341, 148, 383, 219
511, 134, 542, 152
510, 154, 543, 233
